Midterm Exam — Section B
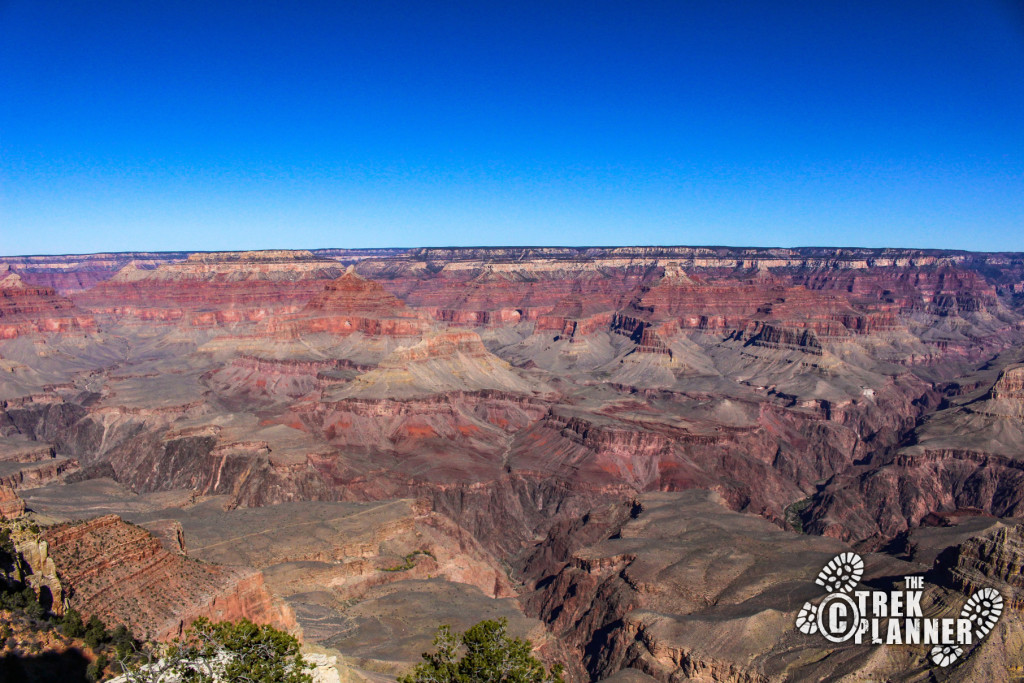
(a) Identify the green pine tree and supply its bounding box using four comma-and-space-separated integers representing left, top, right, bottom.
400, 618, 564, 683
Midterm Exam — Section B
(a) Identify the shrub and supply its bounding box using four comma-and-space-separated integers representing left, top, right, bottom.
87, 652, 109, 682
83, 614, 111, 649
0, 586, 42, 614
0, 528, 16, 572
111, 622, 138, 661
400, 618, 564, 683
61, 607, 86, 638
121, 618, 311, 683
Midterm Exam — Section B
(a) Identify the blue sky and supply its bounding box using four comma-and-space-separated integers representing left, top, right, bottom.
1, 1, 1022, 255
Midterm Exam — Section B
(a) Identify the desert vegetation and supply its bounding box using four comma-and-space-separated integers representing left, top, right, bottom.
401, 618, 564, 683
116, 617, 311, 683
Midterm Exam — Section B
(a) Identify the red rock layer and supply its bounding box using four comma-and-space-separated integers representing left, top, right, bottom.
43, 515, 297, 640
629, 274, 896, 339
0, 271, 95, 338
359, 263, 654, 326
0, 485, 25, 518
788, 264, 999, 315
349, 256, 1015, 360
271, 271, 428, 336
535, 295, 616, 339
72, 253, 343, 326
308, 271, 411, 315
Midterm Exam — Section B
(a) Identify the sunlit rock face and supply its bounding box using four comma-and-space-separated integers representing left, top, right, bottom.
3, 245, 1024, 681
0, 270, 95, 338
41, 514, 296, 640
69, 251, 346, 326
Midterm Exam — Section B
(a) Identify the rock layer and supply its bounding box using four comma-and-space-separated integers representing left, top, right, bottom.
3, 245, 1024, 681
0, 485, 25, 518
0, 270, 95, 338
42, 515, 296, 640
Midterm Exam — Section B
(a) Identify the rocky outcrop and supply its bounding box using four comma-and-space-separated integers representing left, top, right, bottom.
978, 364, 1024, 418
524, 490, 903, 682
610, 316, 673, 355
1, 520, 66, 613
2, 395, 89, 446
14, 535, 65, 614
535, 295, 616, 340
0, 485, 25, 518
930, 521, 1024, 610
0, 458, 79, 490
0, 270, 95, 338
733, 321, 823, 355
272, 270, 428, 337
802, 449, 1024, 546
142, 519, 187, 555
801, 361, 1024, 546
72, 252, 344, 326
204, 355, 370, 404
991, 364, 1024, 399
43, 515, 296, 640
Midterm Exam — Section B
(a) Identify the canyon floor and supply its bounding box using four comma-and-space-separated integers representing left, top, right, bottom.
2, 246, 1024, 681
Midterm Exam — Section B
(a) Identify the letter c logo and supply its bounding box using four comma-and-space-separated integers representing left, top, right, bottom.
816, 593, 861, 643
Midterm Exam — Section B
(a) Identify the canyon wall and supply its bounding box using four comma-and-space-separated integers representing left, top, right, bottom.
3, 245, 1024, 680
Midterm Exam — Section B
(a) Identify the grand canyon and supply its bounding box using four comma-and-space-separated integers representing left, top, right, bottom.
2, 245, 1024, 681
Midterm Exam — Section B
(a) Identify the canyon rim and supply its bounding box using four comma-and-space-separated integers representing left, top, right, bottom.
1, 245, 1024, 681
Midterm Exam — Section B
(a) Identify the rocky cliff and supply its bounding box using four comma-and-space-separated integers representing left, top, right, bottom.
0, 270, 95, 338
71, 252, 344, 326
42, 515, 296, 640
930, 521, 1024, 610
275, 270, 428, 337
3, 245, 1024, 680
0, 485, 25, 518
801, 356, 1024, 546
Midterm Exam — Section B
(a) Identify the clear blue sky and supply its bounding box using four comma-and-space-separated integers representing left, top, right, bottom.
1, 1, 1022, 255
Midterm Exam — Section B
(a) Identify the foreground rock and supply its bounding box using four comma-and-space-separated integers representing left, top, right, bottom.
0, 484, 25, 518
42, 515, 296, 640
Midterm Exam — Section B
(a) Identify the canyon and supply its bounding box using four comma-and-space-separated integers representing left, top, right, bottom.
1, 246, 1024, 681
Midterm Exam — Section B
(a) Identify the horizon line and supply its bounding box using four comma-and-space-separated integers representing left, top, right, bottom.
4, 244, 1024, 260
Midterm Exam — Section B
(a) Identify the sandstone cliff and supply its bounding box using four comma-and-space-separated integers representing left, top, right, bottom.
0, 270, 95, 338
42, 515, 297, 640
0, 485, 25, 518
